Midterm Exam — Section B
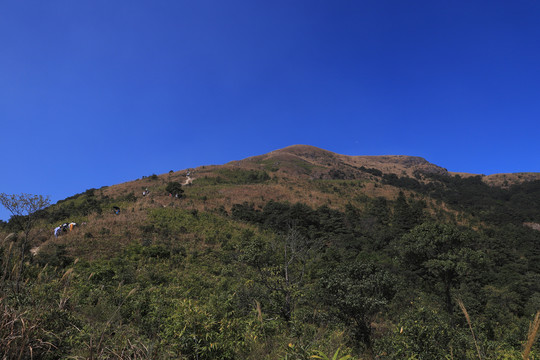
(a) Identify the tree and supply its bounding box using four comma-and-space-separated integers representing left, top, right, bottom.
0, 193, 50, 293
399, 222, 484, 314
239, 225, 313, 322
322, 261, 396, 355
392, 191, 424, 234
366, 197, 390, 226
165, 182, 184, 198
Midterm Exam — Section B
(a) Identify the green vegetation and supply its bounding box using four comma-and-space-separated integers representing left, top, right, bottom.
1, 169, 540, 358
259, 159, 281, 172
16, 187, 138, 226
166, 181, 185, 197
195, 169, 271, 186
384, 173, 540, 225
257, 157, 322, 174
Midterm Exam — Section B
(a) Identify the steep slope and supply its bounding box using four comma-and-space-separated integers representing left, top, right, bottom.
1, 144, 540, 359
12, 144, 535, 263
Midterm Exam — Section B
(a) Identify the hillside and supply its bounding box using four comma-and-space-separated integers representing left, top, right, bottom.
1, 145, 540, 359
229, 144, 448, 179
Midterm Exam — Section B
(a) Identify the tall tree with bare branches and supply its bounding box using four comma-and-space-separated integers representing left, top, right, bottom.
0, 193, 50, 293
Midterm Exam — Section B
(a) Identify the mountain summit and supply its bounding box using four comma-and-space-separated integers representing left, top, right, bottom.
229, 145, 539, 186
229, 144, 448, 180
1, 144, 540, 359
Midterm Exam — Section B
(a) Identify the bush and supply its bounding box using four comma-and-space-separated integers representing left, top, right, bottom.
165, 182, 184, 197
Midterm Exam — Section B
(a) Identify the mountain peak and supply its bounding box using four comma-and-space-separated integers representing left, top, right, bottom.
228, 145, 447, 180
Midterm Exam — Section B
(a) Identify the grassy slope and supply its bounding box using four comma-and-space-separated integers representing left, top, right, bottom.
1, 145, 539, 359
2, 145, 487, 261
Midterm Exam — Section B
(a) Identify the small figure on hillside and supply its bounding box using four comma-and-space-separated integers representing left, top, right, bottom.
62, 223, 69, 232
69, 222, 77, 231
54, 226, 62, 238
113, 206, 120, 215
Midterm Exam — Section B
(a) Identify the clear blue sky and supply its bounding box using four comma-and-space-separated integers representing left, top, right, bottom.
1, 1, 539, 221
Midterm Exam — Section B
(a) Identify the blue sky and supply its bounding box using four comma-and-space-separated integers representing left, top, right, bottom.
1, 1, 539, 221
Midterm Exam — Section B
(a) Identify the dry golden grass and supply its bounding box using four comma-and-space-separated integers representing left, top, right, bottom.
485, 172, 540, 187
31, 205, 149, 261
457, 298, 483, 360
89, 145, 483, 224
2, 144, 498, 262
523, 310, 540, 360
0, 298, 55, 358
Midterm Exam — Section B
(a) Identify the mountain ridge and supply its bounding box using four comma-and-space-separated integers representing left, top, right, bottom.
226, 144, 539, 185
1, 144, 540, 359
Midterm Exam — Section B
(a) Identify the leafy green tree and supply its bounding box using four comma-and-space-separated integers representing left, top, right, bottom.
392, 191, 424, 233
231, 202, 260, 223
399, 222, 485, 314
322, 261, 396, 353
165, 181, 184, 198
366, 197, 390, 226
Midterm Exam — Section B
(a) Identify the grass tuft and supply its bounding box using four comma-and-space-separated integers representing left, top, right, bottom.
523, 310, 540, 360
457, 298, 483, 360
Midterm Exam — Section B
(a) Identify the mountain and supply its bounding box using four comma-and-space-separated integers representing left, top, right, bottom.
230, 144, 449, 178
231, 144, 540, 186
1, 145, 540, 359
100, 144, 538, 218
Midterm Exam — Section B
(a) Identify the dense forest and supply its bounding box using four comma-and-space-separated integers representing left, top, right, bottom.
1, 163, 540, 359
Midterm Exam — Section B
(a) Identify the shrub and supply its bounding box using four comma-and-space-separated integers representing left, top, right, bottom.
165, 182, 184, 197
